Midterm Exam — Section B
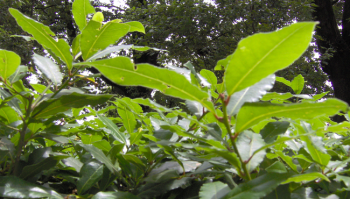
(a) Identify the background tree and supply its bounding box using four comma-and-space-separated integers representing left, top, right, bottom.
0, 0, 336, 106
312, 0, 350, 111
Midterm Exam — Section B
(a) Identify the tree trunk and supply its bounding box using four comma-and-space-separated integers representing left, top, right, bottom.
312, 0, 350, 121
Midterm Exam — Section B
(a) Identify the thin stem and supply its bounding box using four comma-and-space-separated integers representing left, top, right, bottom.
13, 97, 33, 176
221, 98, 252, 181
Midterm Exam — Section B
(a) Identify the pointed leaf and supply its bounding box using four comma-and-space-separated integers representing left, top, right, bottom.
32, 92, 113, 118
62, 157, 83, 172
72, 0, 95, 31
0, 176, 63, 199
74, 57, 214, 112
86, 45, 133, 62
117, 102, 136, 134
227, 75, 275, 116
199, 181, 231, 199
80, 144, 118, 174
33, 54, 63, 85
236, 99, 347, 132
224, 22, 316, 96
124, 21, 145, 33
224, 172, 293, 199
77, 161, 104, 195
283, 172, 329, 184
291, 74, 304, 94
200, 69, 217, 88
0, 106, 19, 124
260, 121, 290, 144
0, 50, 20, 81
266, 161, 288, 173
81, 20, 130, 60
20, 156, 58, 180
9, 8, 73, 70
97, 114, 126, 143
8, 65, 28, 84
276, 77, 291, 87
237, 131, 266, 172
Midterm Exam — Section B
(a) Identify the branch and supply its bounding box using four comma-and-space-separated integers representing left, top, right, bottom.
342, 0, 350, 45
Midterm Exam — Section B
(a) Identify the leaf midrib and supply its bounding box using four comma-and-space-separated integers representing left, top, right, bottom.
228, 25, 306, 95
237, 104, 342, 132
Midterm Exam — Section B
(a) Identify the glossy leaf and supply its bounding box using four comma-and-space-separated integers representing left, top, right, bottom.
8, 65, 28, 84
224, 172, 293, 199
77, 160, 104, 194
72, 34, 81, 57
124, 21, 145, 33
0, 176, 63, 199
74, 57, 214, 112
81, 20, 130, 60
282, 172, 329, 184
117, 102, 136, 134
199, 181, 231, 199
93, 140, 112, 152
266, 161, 288, 173
224, 22, 316, 96
92, 192, 140, 199
33, 54, 63, 85
86, 45, 133, 62
236, 131, 266, 172
80, 144, 118, 174
186, 100, 203, 117
32, 92, 113, 118
227, 75, 275, 116
72, 0, 95, 31
20, 156, 58, 180
291, 74, 304, 94
0, 89, 22, 116
9, 8, 73, 70
97, 114, 126, 143
0, 50, 20, 81
260, 121, 290, 144
62, 157, 83, 172
200, 69, 217, 89
236, 99, 347, 132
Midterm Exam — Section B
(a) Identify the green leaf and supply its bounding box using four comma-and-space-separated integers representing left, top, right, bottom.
266, 161, 288, 173
62, 157, 83, 172
80, 20, 130, 60
224, 22, 316, 96
236, 99, 347, 132
117, 102, 136, 134
74, 57, 214, 112
133, 98, 171, 112
97, 114, 126, 143
199, 181, 231, 199
80, 144, 118, 174
33, 54, 63, 85
0, 89, 23, 116
274, 151, 298, 172
81, 134, 102, 144
0, 50, 20, 81
0, 176, 63, 199
72, 0, 95, 31
93, 140, 112, 152
200, 69, 217, 89
8, 65, 28, 84
283, 172, 329, 184
186, 100, 203, 117
19, 156, 58, 180
77, 160, 104, 195
236, 131, 266, 172
86, 45, 133, 62
92, 192, 140, 199
227, 75, 275, 116
72, 34, 81, 58
275, 77, 291, 87
32, 92, 113, 118
291, 74, 304, 94
260, 121, 290, 144
0, 106, 19, 124
301, 135, 331, 166
224, 172, 293, 199
9, 8, 73, 70
124, 21, 145, 33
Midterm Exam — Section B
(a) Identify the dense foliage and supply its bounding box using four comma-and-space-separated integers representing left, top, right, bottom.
1, 0, 350, 198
